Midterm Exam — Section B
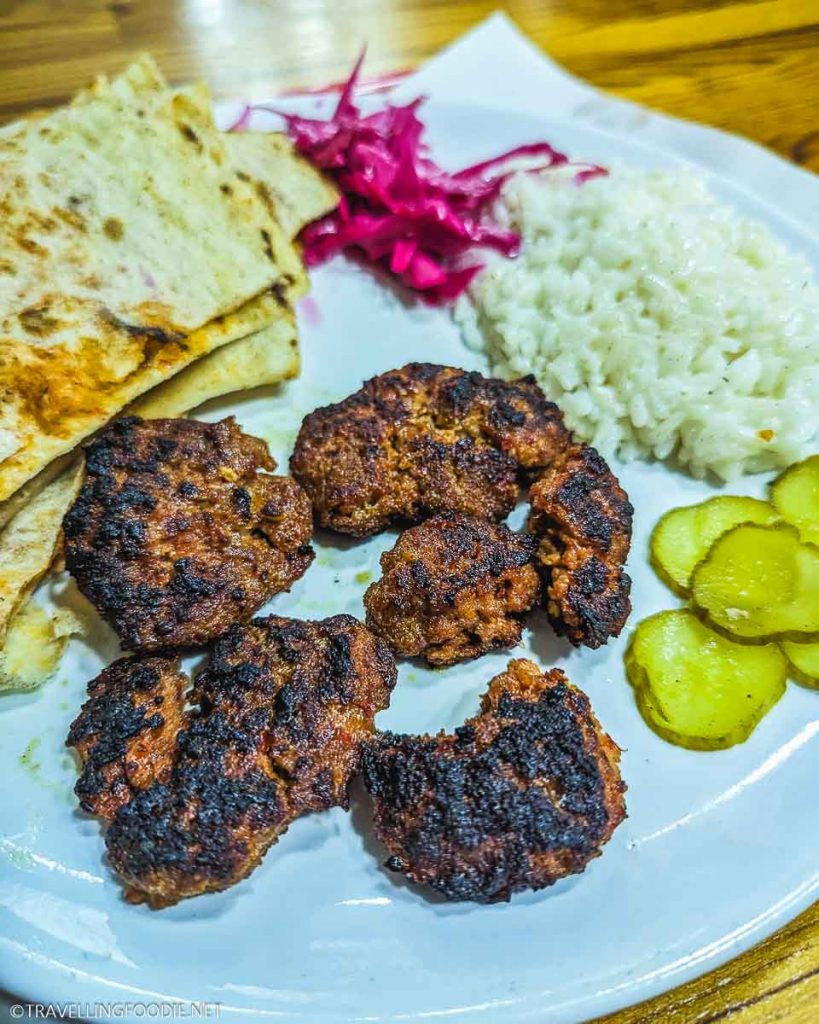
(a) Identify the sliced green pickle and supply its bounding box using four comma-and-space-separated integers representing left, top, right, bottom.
771, 455, 819, 546
781, 640, 819, 688
625, 609, 786, 750
691, 522, 819, 641
650, 496, 777, 595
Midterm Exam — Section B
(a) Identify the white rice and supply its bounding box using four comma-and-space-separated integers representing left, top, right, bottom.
455, 167, 819, 480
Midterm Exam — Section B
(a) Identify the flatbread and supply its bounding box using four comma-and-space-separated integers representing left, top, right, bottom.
0, 602, 83, 692
131, 310, 299, 419
72, 52, 168, 107
0, 452, 74, 530
72, 62, 321, 305
0, 465, 82, 643
0, 60, 299, 501
0, 135, 328, 523
0, 299, 296, 529
0, 125, 334, 517
77, 57, 335, 242
224, 132, 338, 239
0, 417, 83, 691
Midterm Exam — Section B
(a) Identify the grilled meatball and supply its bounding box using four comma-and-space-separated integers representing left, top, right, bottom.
291, 362, 632, 645
67, 614, 397, 907
290, 363, 567, 537
64, 416, 314, 651
364, 511, 540, 666
66, 656, 188, 821
528, 444, 633, 648
362, 658, 625, 903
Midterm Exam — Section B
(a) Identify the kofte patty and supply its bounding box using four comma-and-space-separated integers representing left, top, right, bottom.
362, 658, 626, 903
66, 655, 188, 821
291, 362, 633, 647
64, 416, 314, 651
290, 363, 568, 537
67, 614, 397, 907
528, 443, 633, 648
364, 511, 540, 666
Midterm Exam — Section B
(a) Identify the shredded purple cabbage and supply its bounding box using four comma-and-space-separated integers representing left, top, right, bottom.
254, 54, 604, 303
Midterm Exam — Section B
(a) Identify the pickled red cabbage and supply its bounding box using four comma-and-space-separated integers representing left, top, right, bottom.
256, 55, 601, 303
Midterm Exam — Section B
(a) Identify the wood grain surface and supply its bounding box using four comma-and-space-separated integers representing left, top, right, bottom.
0, 1, 817, 1021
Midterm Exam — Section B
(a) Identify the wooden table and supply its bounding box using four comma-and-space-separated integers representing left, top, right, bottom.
1, 1, 817, 1021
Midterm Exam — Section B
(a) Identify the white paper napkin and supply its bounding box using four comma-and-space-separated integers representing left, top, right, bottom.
394, 11, 819, 229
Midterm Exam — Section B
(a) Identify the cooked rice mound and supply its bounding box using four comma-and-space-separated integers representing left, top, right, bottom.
456, 168, 819, 480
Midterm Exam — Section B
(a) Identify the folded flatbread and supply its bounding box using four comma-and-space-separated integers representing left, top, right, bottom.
0, 126, 336, 528
0, 467, 82, 636
131, 309, 299, 420
0, 468, 84, 690
0, 59, 300, 501
224, 131, 338, 239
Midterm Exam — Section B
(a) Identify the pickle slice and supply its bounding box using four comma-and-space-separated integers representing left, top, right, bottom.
781, 640, 819, 688
625, 610, 786, 750
650, 496, 777, 595
771, 455, 819, 546
691, 522, 819, 641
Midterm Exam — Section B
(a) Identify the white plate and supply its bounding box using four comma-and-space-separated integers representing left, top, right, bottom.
1, 101, 817, 1024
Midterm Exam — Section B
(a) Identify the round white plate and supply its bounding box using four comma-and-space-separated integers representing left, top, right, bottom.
1, 101, 817, 1024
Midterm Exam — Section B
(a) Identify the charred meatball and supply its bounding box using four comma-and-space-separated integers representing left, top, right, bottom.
364, 511, 540, 666
362, 658, 626, 903
64, 416, 314, 651
528, 443, 633, 648
66, 656, 188, 821
67, 614, 396, 907
291, 362, 633, 646
290, 363, 567, 537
